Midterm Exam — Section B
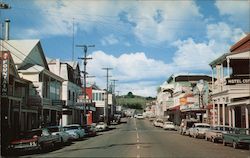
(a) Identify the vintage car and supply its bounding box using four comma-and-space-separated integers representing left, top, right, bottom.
179, 118, 199, 135
153, 118, 164, 128
163, 121, 176, 130
63, 124, 86, 140
47, 126, 70, 144
222, 128, 250, 149
82, 125, 97, 137
95, 122, 108, 132
189, 123, 210, 138
205, 125, 232, 143
8, 128, 59, 151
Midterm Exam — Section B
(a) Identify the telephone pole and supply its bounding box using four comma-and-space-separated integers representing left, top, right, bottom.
77, 45, 94, 125
110, 79, 118, 116
102, 67, 112, 124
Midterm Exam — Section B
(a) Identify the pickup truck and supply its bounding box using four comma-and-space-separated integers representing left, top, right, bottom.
8, 128, 59, 151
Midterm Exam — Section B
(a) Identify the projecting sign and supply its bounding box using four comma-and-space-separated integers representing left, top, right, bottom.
1, 51, 9, 97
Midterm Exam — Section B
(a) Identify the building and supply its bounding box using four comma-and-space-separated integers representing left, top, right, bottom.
210, 34, 250, 128
48, 59, 84, 126
162, 74, 212, 125
2, 40, 64, 128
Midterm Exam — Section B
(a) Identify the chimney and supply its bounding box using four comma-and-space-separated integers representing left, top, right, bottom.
5, 19, 10, 40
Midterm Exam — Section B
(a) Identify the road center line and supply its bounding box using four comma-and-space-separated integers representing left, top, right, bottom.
137, 154, 140, 158
137, 145, 140, 149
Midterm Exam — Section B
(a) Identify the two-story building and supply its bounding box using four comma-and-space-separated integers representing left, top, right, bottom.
210, 34, 250, 128
3, 40, 64, 128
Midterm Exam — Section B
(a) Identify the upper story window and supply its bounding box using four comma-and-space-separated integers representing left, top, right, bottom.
68, 90, 71, 101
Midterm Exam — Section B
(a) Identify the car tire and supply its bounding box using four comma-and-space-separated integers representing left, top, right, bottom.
223, 140, 227, 146
212, 138, 215, 143
205, 136, 208, 141
233, 141, 238, 149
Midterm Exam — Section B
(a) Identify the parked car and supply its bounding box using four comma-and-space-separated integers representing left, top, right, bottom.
153, 118, 164, 127
82, 125, 97, 137
189, 123, 210, 138
163, 121, 176, 130
47, 126, 70, 144
179, 118, 199, 135
205, 125, 232, 143
96, 122, 108, 131
8, 128, 59, 151
63, 124, 85, 140
136, 114, 144, 119
222, 128, 250, 149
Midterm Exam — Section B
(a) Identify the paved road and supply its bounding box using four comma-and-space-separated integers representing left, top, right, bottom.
18, 118, 250, 158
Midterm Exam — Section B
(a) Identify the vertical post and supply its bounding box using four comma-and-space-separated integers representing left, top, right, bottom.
222, 102, 225, 126
229, 107, 232, 127
77, 45, 94, 125
110, 79, 118, 117
217, 104, 220, 125
232, 107, 235, 128
227, 57, 230, 77
213, 100, 215, 126
245, 106, 249, 132
102, 68, 112, 124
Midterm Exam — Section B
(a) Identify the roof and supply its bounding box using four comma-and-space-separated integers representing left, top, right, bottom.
0, 40, 49, 70
18, 65, 44, 73
66, 61, 79, 69
167, 73, 212, 83
230, 33, 250, 54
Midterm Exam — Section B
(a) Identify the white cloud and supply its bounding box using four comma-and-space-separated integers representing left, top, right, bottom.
171, 22, 246, 72
30, 1, 203, 44
101, 34, 119, 46
206, 22, 246, 43
215, 0, 250, 23
86, 51, 173, 96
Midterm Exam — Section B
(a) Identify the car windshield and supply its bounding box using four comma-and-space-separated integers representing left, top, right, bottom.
64, 126, 79, 130
196, 125, 210, 128
48, 127, 60, 133
18, 130, 42, 139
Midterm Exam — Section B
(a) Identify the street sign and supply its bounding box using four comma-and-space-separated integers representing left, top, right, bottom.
1, 51, 9, 97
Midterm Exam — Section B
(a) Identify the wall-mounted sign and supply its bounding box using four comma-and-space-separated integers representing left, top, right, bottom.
1, 51, 9, 97
226, 78, 250, 85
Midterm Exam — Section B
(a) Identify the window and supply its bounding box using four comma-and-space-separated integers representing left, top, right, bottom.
68, 90, 71, 100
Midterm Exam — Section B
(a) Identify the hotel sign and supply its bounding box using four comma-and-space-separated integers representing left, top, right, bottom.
1, 51, 9, 97
226, 77, 250, 85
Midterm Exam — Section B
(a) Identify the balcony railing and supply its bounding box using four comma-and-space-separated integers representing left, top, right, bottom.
27, 96, 52, 106
52, 100, 66, 106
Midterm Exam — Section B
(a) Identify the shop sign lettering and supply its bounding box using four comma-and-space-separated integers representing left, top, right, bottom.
1, 52, 9, 96
226, 78, 250, 85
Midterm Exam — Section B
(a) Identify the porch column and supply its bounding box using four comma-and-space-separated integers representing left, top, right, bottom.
246, 106, 249, 129
229, 107, 232, 127
217, 104, 220, 125
222, 103, 225, 126
227, 57, 230, 77
232, 107, 235, 127
213, 100, 215, 126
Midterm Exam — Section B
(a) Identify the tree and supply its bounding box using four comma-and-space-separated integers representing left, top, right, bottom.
127, 92, 134, 98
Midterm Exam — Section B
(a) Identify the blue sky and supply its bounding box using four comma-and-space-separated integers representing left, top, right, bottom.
1, 0, 249, 96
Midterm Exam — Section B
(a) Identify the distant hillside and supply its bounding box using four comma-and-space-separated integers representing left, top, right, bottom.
116, 92, 155, 109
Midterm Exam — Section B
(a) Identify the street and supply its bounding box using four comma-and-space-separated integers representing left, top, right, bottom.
16, 118, 250, 158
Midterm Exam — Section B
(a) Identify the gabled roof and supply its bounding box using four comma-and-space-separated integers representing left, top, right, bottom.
66, 61, 79, 69
230, 33, 250, 54
1, 40, 49, 70
167, 73, 212, 83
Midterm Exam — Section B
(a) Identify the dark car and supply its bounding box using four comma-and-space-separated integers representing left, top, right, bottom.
83, 125, 97, 137
223, 128, 250, 149
8, 128, 59, 151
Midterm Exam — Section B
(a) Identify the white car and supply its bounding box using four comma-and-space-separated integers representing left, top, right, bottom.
163, 122, 176, 130
136, 114, 144, 119
153, 119, 164, 127
96, 122, 108, 131
47, 126, 70, 144
63, 124, 85, 140
189, 123, 210, 138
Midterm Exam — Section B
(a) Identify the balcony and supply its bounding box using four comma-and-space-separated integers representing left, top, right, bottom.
52, 100, 66, 106
27, 96, 52, 106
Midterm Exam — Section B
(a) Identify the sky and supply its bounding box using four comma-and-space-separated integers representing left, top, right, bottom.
1, 0, 249, 97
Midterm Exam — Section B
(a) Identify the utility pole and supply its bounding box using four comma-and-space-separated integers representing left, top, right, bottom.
0, 2, 10, 156
77, 45, 94, 125
110, 79, 118, 116
102, 67, 112, 124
